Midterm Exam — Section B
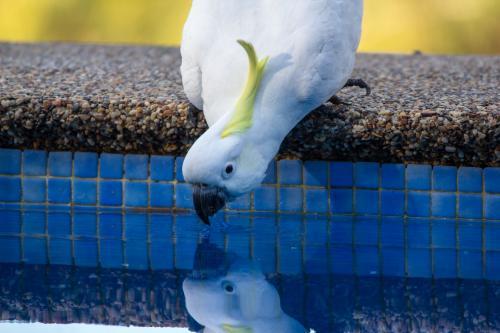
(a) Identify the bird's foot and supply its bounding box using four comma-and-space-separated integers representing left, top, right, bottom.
343, 78, 372, 96
329, 95, 351, 106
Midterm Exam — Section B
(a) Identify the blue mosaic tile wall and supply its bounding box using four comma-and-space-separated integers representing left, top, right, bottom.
0, 148, 499, 280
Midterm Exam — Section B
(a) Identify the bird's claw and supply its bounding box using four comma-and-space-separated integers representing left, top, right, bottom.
343, 78, 371, 96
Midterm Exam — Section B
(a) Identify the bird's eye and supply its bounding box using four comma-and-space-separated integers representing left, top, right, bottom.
221, 281, 235, 294
222, 163, 235, 178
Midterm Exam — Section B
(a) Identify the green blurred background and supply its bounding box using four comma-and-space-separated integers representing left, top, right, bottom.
0, 0, 498, 54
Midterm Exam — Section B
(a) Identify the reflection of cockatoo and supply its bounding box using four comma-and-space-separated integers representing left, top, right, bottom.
183, 241, 307, 333
180, 0, 367, 224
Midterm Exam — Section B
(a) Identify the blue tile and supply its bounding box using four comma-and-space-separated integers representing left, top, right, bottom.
100, 153, 123, 179
174, 216, 199, 269
22, 178, 46, 203
305, 245, 329, 274
49, 239, 71, 265
73, 180, 97, 205
254, 186, 277, 211
227, 192, 251, 210
434, 249, 457, 278
382, 247, 405, 277
433, 166, 457, 192
458, 167, 482, 193
150, 240, 174, 270
458, 194, 483, 219
432, 192, 456, 218
48, 179, 71, 204
331, 189, 353, 214
381, 217, 404, 247
226, 216, 251, 258
126, 240, 148, 269
124, 182, 148, 207
355, 246, 379, 276
279, 243, 302, 275
486, 195, 500, 219
459, 221, 482, 249
279, 215, 302, 243
330, 216, 353, 245
485, 222, 500, 251
125, 213, 147, 240
354, 162, 379, 188
279, 187, 303, 212
48, 152, 72, 177
406, 164, 431, 190
485, 168, 500, 193
47, 212, 71, 237
23, 150, 47, 176
262, 160, 277, 184
304, 161, 328, 187
306, 217, 328, 244
150, 155, 174, 181
355, 216, 378, 245
23, 211, 45, 234
73, 212, 97, 238
100, 181, 123, 206
407, 248, 432, 278
174, 183, 193, 209
355, 190, 378, 215
407, 192, 431, 217
100, 239, 123, 268
486, 252, 500, 280
74, 152, 98, 178
0, 237, 20, 263
330, 162, 353, 187
0, 210, 21, 234
0, 177, 21, 202
407, 219, 430, 248
381, 190, 405, 215
278, 240, 302, 275
305, 189, 329, 213
99, 213, 122, 239
0, 149, 21, 175
150, 214, 173, 240
74, 240, 98, 267
125, 154, 148, 180
23, 238, 47, 264
279, 160, 302, 185
459, 250, 482, 279
175, 156, 185, 181
381, 164, 405, 189
150, 183, 173, 208
432, 219, 456, 248
330, 245, 353, 275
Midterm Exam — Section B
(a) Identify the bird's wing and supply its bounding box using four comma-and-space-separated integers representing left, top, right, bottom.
180, 3, 206, 110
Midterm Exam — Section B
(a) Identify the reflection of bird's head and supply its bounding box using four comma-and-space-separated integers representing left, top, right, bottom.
183, 241, 306, 333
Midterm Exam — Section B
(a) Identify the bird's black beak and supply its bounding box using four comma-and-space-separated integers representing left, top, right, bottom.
192, 184, 227, 225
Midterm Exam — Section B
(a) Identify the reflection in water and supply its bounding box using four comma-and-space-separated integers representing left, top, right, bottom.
0, 256, 499, 331
183, 240, 307, 332
0, 210, 499, 332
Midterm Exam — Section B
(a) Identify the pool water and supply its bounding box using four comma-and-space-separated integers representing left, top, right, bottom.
0, 209, 499, 332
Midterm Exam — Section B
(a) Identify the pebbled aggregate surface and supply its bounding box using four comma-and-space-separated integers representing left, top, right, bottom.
0, 43, 498, 166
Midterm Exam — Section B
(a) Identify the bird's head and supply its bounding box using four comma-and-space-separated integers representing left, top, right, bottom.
183, 40, 271, 224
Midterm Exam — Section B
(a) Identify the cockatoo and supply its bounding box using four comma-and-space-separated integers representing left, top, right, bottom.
181, 0, 367, 224
183, 240, 307, 333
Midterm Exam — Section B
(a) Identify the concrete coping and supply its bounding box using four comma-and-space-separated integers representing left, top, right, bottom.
0, 43, 498, 166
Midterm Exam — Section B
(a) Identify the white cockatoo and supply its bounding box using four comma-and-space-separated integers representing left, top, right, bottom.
181, 0, 367, 223
183, 241, 307, 333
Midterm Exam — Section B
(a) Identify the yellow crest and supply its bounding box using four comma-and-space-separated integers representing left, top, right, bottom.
221, 40, 270, 138
221, 324, 253, 333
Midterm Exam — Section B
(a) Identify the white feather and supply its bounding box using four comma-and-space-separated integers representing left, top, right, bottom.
181, 0, 364, 197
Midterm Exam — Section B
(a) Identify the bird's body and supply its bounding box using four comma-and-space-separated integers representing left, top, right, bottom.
181, 0, 364, 223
